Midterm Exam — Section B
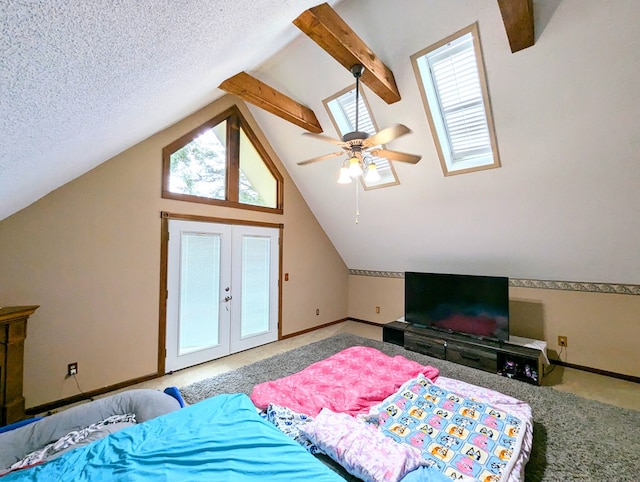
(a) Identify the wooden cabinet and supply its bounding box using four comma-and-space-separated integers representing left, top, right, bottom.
384, 320, 544, 385
0, 306, 38, 426
446, 341, 498, 373
382, 320, 408, 346
405, 330, 446, 359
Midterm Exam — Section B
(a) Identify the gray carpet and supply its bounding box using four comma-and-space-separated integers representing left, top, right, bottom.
180, 333, 640, 481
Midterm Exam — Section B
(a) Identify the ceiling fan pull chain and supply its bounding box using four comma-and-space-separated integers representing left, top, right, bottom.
355, 180, 360, 224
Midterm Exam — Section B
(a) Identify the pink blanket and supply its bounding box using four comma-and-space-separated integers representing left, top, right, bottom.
250, 346, 439, 416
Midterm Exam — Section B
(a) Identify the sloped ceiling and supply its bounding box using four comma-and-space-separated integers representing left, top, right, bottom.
0, 0, 337, 219
2, 1, 640, 284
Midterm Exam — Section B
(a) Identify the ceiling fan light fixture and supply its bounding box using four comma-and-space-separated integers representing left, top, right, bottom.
348, 156, 363, 177
365, 162, 381, 183
297, 63, 420, 222
337, 166, 352, 184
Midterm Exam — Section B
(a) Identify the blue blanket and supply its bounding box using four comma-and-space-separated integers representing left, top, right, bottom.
3, 393, 344, 481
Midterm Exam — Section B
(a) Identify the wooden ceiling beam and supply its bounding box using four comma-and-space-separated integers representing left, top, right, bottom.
293, 3, 401, 104
218, 72, 323, 133
498, 0, 535, 53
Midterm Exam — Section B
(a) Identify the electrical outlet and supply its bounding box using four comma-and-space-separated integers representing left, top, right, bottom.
67, 362, 78, 377
558, 336, 568, 347
375, 306, 381, 314
315, 308, 319, 316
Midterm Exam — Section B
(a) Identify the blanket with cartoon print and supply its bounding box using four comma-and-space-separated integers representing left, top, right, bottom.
366, 374, 525, 482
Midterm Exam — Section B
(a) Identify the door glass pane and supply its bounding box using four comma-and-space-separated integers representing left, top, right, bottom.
241, 236, 270, 337
179, 232, 221, 355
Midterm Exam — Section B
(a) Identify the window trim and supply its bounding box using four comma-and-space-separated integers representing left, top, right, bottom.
411, 22, 500, 176
162, 105, 284, 214
323, 84, 400, 190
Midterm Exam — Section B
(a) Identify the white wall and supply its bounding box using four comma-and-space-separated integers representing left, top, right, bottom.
251, 0, 640, 285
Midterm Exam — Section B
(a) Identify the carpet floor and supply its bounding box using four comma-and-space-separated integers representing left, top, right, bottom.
180, 333, 640, 481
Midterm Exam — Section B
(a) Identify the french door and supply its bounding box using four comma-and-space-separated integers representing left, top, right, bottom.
165, 219, 279, 373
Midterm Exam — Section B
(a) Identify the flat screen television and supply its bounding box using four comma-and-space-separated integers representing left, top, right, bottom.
404, 271, 509, 341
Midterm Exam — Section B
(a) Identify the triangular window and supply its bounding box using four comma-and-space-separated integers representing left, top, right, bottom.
162, 106, 282, 212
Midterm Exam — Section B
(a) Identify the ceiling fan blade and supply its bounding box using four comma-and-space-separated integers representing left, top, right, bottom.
297, 151, 345, 166
302, 132, 346, 147
369, 148, 421, 164
362, 124, 411, 148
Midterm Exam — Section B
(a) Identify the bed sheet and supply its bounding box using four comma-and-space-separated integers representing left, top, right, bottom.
250, 346, 440, 416
1, 393, 344, 482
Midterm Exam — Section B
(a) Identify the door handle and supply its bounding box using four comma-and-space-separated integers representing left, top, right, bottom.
223, 295, 232, 302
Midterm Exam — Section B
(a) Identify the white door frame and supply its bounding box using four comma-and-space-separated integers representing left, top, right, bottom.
163, 216, 281, 373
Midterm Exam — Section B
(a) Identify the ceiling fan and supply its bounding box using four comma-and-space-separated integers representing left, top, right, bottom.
298, 64, 421, 182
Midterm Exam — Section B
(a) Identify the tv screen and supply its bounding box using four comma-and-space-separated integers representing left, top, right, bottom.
404, 271, 509, 341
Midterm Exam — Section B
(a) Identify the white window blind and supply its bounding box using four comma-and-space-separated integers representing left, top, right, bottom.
427, 34, 491, 161
331, 89, 376, 135
412, 23, 500, 175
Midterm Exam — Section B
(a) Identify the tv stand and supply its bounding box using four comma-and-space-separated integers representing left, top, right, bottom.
382, 321, 544, 385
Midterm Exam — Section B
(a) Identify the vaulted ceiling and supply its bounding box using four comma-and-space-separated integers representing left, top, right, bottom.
2, 0, 639, 284
0, 0, 338, 219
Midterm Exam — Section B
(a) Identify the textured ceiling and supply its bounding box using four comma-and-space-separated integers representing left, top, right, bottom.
0, 0, 335, 220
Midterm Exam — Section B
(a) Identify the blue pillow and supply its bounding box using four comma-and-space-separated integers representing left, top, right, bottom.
163, 386, 186, 407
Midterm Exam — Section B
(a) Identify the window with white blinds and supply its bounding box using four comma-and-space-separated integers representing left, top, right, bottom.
324, 87, 400, 189
411, 23, 500, 175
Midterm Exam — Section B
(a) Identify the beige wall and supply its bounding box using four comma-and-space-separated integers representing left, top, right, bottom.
508, 287, 640, 377
348, 275, 404, 323
0, 95, 348, 408
348, 275, 640, 378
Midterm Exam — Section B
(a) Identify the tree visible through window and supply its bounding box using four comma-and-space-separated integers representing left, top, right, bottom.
169, 126, 227, 200
162, 106, 282, 213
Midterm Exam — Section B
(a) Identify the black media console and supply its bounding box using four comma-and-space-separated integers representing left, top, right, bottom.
383, 320, 544, 385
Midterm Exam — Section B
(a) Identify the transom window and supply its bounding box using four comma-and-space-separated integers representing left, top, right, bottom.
324, 86, 400, 189
411, 23, 500, 176
162, 106, 283, 213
